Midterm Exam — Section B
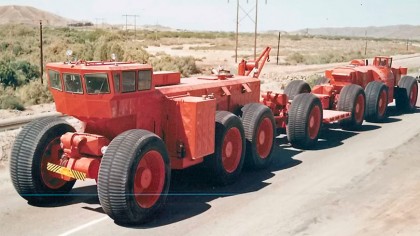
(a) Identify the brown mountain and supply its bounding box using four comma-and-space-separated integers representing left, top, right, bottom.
0, 5, 76, 26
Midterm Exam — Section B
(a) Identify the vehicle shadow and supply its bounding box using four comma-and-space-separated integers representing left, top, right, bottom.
127, 138, 302, 228
27, 138, 302, 227
28, 184, 100, 208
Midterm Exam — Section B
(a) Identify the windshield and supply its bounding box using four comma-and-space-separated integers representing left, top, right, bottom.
85, 73, 110, 94
64, 74, 83, 94
48, 70, 62, 91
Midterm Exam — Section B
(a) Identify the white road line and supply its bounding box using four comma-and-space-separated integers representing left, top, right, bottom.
59, 216, 109, 236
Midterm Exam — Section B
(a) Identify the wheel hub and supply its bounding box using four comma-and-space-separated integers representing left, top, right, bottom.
225, 141, 233, 158
140, 168, 152, 189
309, 116, 315, 127
258, 130, 266, 145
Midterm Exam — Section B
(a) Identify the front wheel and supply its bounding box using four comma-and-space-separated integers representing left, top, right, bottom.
287, 93, 323, 149
98, 130, 171, 225
10, 117, 76, 203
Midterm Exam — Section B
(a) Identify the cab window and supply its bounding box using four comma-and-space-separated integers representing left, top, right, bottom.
113, 72, 120, 93
85, 73, 110, 94
64, 74, 83, 94
122, 71, 136, 93
48, 70, 62, 91
138, 70, 152, 91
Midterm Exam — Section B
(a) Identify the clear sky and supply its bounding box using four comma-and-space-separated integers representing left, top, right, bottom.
1, 0, 420, 32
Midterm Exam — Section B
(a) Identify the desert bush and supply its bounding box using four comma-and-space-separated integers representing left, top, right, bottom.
14, 61, 40, 83
150, 55, 200, 77
288, 34, 302, 41
0, 42, 10, 51
0, 95, 24, 110
171, 46, 183, 50
124, 46, 150, 63
16, 80, 53, 105
0, 60, 18, 87
305, 74, 324, 88
286, 52, 305, 64
0, 85, 24, 110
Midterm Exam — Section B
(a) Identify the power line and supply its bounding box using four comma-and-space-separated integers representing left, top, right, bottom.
229, 0, 268, 61
95, 18, 105, 29
122, 14, 140, 38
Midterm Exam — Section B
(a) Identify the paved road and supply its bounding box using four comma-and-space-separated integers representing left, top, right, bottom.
1, 90, 419, 235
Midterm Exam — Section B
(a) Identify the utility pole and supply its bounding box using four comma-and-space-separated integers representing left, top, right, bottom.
235, 0, 239, 63
122, 14, 139, 38
254, 0, 258, 60
95, 18, 105, 29
229, 0, 267, 61
406, 38, 409, 51
364, 30, 368, 56
122, 14, 129, 32
133, 15, 140, 40
39, 20, 43, 84
276, 32, 281, 65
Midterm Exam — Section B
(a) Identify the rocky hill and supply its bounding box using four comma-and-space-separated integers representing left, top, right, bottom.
0, 5, 76, 26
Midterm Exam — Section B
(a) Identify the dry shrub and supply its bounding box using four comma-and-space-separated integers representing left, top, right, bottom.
286, 52, 305, 64
0, 86, 21, 110
16, 80, 53, 105
150, 55, 200, 77
123, 46, 149, 63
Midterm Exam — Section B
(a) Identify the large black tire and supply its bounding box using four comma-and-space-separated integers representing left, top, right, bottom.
206, 111, 245, 185
242, 103, 276, 169
314, 77, 330, 86
365, 81, 389, 122
98, 130, 171, 225
284, 80, 311, 100
287, 93, 323, 149
337, 84, 366, 130
10, 117, 76, 203
396, 76, 418, 113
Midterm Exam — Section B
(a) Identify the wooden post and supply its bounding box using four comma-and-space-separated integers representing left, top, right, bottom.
235, 0, 239, 63
364, 30, 368, 56
39, 20, 43, 84
254, 0, 258, 60
276, 32, 281, 65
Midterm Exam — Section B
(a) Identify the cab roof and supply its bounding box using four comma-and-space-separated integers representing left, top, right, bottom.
46, 61, 152, 71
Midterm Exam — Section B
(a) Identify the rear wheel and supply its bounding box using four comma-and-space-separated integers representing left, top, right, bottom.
242, 103, 276, 169
396, 76, 418, 112
98, 130, 170, 225
206, 111, 245, 185
337, 84, 366, 130
287, 93, 323, 149
365, 81, 388, 122
10, 117, 76, 203
284, 80, 311, 100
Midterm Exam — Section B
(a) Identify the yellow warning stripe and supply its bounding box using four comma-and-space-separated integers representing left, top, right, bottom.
47, 162, 86, 181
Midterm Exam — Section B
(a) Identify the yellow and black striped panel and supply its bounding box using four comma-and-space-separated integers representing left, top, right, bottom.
47, 162, 86, 181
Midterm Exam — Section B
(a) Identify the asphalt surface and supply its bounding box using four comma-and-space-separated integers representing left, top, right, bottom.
0, 89, 419, 236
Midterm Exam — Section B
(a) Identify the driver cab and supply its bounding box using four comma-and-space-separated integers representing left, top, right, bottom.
373, 57, 392, 68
